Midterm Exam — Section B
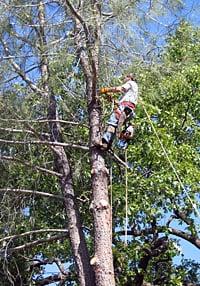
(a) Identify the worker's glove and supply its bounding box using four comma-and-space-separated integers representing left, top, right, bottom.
99, 87, 110, 94
105, 92, 113, 102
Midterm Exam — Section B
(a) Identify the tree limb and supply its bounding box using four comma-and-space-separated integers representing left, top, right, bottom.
0, 118, 87, 127
2, 1, 50, 8
34, 273, 68, 286
108, 150, 131, 169
174, 209, 194, 226
0, 233, 68, 255
0, 155, 62, 177
0, 127, 49, 138
63, 0, 89, 38
0, 138, 89, 151
119, 226, 200, 249
1, 39, 44, 95
133, 237, 169, 286
0, 229, 68, 243
0, 65, 39, 85
168, 227, 200, 248
0, 188, 63, 200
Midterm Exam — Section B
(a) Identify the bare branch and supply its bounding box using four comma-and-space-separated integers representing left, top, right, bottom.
63, 0, 89, 38
0, 188, 63, 200
34, 273, 68, 286
0, 233, 68, 255
0, 139, 131, 168
0, 156, 62, 177
1, 40, 44, 95
119, 226, 200, 249
0, 127, 34, 135
0, 138, 89, 151
0, 229, 68, 243
0, 53, 66, 62
108, 150, 131, 169
10, 31, 40, 50
0, 127, 49, 138
52, 258, 68, 276
1, 0, 51, 8
0, 118, 87, 126
0, 65, 39, 85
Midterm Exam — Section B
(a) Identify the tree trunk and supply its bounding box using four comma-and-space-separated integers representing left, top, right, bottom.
89, 83, 115, 286
53, 147, 95, 286
69, 1, 115, 283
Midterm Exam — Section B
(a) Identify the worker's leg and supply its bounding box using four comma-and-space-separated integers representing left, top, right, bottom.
101, 112, 118, 149
116, 111, 126, 138
102, 125, 116, 148
116, 106, 135, 138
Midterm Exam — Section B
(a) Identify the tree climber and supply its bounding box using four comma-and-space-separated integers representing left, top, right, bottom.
99, 73, 139, 150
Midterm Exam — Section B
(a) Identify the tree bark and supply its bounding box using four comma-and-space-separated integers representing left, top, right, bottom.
69, 1, 115, 284
88, 77, 115, 285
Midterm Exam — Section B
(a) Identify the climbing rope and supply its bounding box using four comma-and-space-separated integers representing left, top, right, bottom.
125, 149, 128, 245
110, 166, 113, 242
140, 99, 200, 219
108, 98, 199, 245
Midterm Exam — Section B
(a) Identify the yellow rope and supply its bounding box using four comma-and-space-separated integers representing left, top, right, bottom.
110, 166, 113, 242
140, 99, 200, 219
125, 149, 128, 245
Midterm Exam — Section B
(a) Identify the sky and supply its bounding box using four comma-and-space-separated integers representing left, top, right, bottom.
174, 237, 200, 264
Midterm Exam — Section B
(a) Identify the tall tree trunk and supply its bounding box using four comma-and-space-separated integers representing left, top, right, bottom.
70, 1, 115, 284
38, 2, 94, 285
89, 81, 115, 286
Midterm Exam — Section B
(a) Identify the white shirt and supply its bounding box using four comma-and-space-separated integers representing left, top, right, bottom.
119, 80, 138, 105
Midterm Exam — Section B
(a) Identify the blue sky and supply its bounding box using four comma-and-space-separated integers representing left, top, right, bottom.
174, 237, 200, 264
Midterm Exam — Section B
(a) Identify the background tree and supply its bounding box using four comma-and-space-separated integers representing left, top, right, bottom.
113, 20, 200, 286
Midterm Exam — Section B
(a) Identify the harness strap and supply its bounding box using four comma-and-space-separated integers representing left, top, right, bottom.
120, 101, 135, 109
114, 101, 135, 120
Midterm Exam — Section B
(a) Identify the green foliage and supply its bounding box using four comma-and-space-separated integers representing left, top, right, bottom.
107, 21, 200, 285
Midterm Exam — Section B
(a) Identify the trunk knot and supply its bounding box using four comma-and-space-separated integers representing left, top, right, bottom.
96, 199, 109, 211
91, 166, 109, 176
89, 199, 109, 211
90, 255, 99, 266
